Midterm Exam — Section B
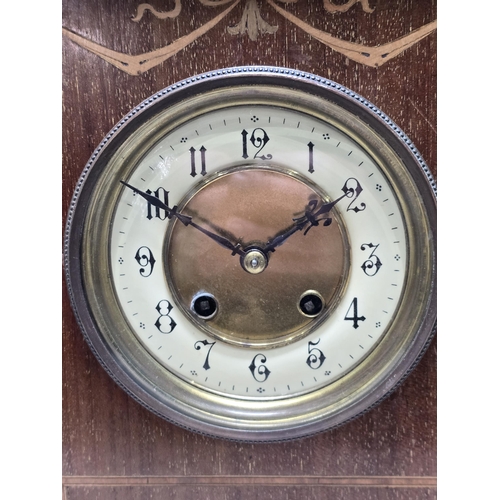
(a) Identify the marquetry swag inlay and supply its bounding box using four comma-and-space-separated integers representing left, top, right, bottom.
62, 0, 437, 75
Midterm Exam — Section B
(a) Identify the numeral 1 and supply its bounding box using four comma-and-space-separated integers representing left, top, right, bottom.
308, 141, 314, 173
241, 129, 249, 159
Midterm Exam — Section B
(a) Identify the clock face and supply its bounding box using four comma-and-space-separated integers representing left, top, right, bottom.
65, 67, 436, 441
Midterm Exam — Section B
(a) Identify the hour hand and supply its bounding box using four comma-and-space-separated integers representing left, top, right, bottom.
262, 201, 328, 254
264, 190, 352, 253
120, 181, 244, 256
292, 199, 336, 235
263, 223, 302, 254
293, 183, 360, 235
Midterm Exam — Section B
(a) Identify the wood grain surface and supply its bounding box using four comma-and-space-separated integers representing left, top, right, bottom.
62, 1, 436, 498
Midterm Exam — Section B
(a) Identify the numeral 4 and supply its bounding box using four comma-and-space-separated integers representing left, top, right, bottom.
344, 297, 366, 329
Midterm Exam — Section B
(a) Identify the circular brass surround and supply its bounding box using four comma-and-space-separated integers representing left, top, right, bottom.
166, 166, 349, 348
65, 67, 436, 442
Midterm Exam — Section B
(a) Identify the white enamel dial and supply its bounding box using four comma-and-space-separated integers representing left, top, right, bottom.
65, 67, 436, 441
110, 104, 406, 399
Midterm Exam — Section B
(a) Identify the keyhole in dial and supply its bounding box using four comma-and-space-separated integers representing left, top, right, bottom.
298, 291, 324, 318
191, 293, 218, 320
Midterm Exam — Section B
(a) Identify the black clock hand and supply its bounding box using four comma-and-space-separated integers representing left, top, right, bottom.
297, 178, 365, 233
263, 223, 303, 253
186, 219, 244, 255
121, 181, 191, 224
264, 184, 357, 253
262, 199, 336, 254
293, 192, 348, 234
120, 181, 244, 256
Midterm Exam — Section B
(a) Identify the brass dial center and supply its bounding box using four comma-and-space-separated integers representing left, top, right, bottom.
166, 167, 349, 349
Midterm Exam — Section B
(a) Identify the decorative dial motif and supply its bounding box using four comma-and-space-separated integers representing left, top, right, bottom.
65, 68, 436, 441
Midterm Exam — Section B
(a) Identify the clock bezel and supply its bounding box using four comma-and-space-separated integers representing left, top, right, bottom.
64, 67, 436, 442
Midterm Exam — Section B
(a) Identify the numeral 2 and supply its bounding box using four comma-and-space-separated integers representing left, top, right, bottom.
342, 178, 366, 213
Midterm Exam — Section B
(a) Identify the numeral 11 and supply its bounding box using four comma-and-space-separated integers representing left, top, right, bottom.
190, 146, 207, 177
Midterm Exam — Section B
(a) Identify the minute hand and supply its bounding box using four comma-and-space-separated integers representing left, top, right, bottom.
120, 181, 244, 256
